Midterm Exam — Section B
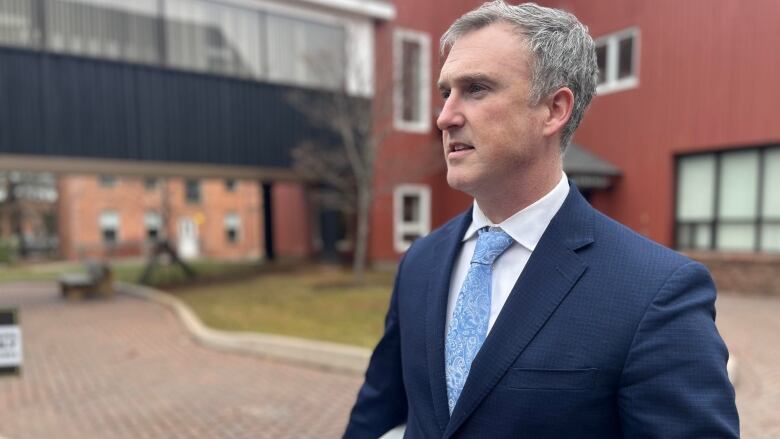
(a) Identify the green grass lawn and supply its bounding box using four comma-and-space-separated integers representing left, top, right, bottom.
169, 266, 394, 348
0, 259, 394, 348
0, 259, 261, 286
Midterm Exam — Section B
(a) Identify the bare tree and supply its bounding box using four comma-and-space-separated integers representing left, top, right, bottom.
139, 177, 195, 284
0, 171, 58, 261
289, 35, 443, 283
286, 34, 389, 283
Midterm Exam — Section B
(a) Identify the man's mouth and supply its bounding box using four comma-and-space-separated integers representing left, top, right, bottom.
449, 142, 475, 153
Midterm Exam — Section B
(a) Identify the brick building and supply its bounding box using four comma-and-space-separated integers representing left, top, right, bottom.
56, 175, 260, 260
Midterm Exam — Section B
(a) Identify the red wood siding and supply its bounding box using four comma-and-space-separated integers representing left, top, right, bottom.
541, 0, 780, 245
371, 0, 780, 261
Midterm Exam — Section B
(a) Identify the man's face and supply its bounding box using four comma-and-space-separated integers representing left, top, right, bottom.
437, 23, 549, 199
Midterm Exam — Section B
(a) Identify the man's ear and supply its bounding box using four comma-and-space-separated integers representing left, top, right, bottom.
542, 87, 574, 138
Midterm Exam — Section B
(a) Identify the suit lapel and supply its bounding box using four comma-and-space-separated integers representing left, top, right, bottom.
444, 186, 595, 438
425, 210, 472, 434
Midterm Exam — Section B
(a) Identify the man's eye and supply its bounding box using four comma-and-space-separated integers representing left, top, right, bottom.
441, 89, 451, 99
468, 83, 487, 94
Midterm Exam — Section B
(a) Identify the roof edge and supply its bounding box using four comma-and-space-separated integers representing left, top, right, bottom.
292, 0, 396, 20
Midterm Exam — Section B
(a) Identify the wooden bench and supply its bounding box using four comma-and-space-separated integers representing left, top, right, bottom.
59, 262, 115, 300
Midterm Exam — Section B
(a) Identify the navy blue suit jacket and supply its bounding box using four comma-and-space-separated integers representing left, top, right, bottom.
345, 185, 739, 438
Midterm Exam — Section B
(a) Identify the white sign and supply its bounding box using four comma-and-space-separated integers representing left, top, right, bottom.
0, 326, 22, 368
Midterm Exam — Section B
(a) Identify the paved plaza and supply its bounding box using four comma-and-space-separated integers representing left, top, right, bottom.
0, 283, 362, 439
0, 282, 778, 438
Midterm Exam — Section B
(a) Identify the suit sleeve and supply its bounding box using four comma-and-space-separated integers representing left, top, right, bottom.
343, 255, 408, 438
617, 261, 739, 438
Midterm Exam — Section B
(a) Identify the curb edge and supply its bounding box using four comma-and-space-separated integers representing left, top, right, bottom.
118, 282, 370, 374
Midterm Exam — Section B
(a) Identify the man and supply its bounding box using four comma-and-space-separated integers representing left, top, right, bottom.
344, 1, 739, 438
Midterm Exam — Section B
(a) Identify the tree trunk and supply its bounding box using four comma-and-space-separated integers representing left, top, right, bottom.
7, 181, 27, 259
352, 183, 372, 284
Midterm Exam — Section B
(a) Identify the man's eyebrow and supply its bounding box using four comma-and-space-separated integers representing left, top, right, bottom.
438, 73, 496, 90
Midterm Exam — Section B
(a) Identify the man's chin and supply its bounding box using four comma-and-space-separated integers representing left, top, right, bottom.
446, 173, 477, 196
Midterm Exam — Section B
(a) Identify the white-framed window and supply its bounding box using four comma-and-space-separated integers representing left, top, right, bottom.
394, 28, 431, 133
144, 211, 162, 242
393, 184, 431, 252
98, 175, 116, 187
185, 179, 201, 204
266, 13, 346, 90
676, 145, 780, 253
144, 177, 158, 190
165, 0, 265, 79
99, 210, 120, 245
224, 212, 241, 244
595, 27, 639, 95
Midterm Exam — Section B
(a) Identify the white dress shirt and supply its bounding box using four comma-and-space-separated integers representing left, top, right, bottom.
446, 173, 570, 334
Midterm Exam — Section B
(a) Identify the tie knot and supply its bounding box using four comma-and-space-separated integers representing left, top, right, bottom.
471, 227, 514, 265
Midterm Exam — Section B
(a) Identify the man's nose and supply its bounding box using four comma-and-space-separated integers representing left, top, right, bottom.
436, 96, 465, 131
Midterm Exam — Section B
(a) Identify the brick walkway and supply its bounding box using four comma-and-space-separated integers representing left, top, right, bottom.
0, 283, 777, 438
0, 283, 362, 439
716, 293, 780, 439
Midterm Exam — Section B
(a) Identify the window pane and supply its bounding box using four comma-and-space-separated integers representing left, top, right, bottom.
99, 213, 116, 228
224, 213, 240, 243
762, 148, 780, 219
45, 0, 160, 64
402, 233, 420, 244
402, 39, 421, 122
761, 224, 780, 252
166, 0, 263, 78
402, 195, 420, 222
716, 224, 755, 251
695, 224, 712, 249
676, 223, 712, 250
144, 212, 161, 227
0, 0, 37, 48
267, 14, 344, 89
394, 185, 431, 252
719, 150, 759, 220
300, 20, 345, 88
676, 224, 691, 249
99, 175, 116, 187
224, 213, 240, 228
100, 211, 119, 244
677, 154, 715, 221
266, 14, 297, 83
185, 179, 200, 203
617, 36, 634, 79
145, 212, 161, 241
103, 229, 117, 244
595, 43, 607, 84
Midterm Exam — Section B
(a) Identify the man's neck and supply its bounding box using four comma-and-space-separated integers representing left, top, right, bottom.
476, 168, 563, 224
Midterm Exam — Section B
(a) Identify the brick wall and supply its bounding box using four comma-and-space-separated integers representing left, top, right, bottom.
57, 175, 262, 261
687, 252, 780, 296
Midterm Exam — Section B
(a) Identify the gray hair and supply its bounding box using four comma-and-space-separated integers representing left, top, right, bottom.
440, 1, 598, 150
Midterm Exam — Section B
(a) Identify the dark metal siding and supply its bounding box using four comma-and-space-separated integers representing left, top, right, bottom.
0, 47, 340, 169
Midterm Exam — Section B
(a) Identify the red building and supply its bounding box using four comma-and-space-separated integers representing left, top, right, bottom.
369, 0, 780, 293
57, 175, 264, 261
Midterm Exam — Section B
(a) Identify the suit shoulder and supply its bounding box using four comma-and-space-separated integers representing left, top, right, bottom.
590, 208, 697, 273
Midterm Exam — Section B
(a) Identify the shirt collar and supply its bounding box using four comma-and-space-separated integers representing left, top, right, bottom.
462, 173, 570, 251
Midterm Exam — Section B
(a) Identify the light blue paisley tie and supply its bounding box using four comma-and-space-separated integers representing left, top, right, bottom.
445, 227, 514, 414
